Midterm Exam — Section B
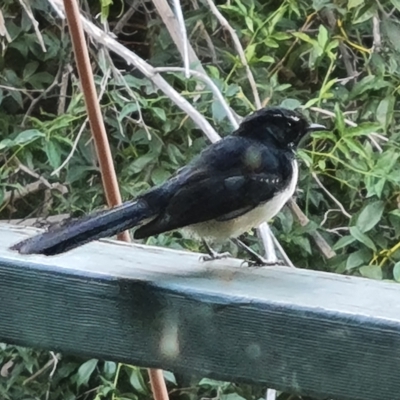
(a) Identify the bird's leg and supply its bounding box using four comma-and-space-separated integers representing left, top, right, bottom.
200, 239, 232, 262
231, 238, 285, 267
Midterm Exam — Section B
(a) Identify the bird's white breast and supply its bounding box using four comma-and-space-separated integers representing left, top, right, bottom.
185, 160, 299, 241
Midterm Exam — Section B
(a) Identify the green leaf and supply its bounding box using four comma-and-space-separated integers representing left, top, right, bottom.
129, 153, 156, 174
151, 167, 171, 186
163, 370, 177, 385
390, 210, 400, 218
391, 0, 400, 11
346, 249, 372, 270
317, 25, 329, 49
382, 19, 400, 54
342, 137, 368, 159
291, 235, 312, 254
334, 103, 345, 135
344, 123, 381, 138
273, 32, 291, 40
225, 84, 240, 97
103, 361, 116, 378
245, 43, 257, 61
9, 90, 23, 108
233, 0, 247, 15
303, 97, 320, 108
258, 55, 274, 63
350, 75, 390, 98
264, 38, 279, 48
280, 98, 301, 110
374, 179, 387, 199
212, 99, 227, 122
245, 16, 254, 32
359, 265, 383, 280
152, 107, 166, 121
356, 201, 384, 233
393, 261, 400, 282
129, 367, 149, 394
292, 32, 316, 45
119, 103, 138, 121
14, 129, 45, 145
333, 235, 356, 250
0, 139, 15, 150
376, 96, 395, 130
352, 5, 376, 24
348, 0, 364, 8
23, 61, 39, 81
350, 226, 377, 251
76, 359, 98, 387
199, 378, 230, 389
45, 140, 61, 170
311, 130, 336, 141
29, 72, 54, 89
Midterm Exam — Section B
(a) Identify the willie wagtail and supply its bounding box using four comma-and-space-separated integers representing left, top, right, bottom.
10, 107, 326, 257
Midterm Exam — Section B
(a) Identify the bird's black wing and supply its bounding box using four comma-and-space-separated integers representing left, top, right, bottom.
134, 136, 293, 238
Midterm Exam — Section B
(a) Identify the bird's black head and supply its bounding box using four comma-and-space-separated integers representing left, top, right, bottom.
236, 107, 325, 150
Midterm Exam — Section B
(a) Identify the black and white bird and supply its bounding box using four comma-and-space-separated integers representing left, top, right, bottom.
10, 107, 326, 257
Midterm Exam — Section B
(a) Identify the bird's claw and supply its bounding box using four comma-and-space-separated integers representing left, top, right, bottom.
200, 251, 232, 262
241, 257, 286, 268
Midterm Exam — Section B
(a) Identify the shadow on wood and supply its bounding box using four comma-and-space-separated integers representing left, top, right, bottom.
1, 223, 400, 400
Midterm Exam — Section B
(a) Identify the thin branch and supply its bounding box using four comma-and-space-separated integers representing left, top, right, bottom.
58, 65, 71, 115
51, 118, 88, 176
171, 0, 190, 78
81, 8, 220, 142
311, 172, 352, 219
269, 228, 295, 267
204, 0, 261, 109
3, 180, 67, 206
288, 199, 337, 259
0, 10, 12, 42
19, 0, 47, 52
112, 5, 136, 35
323, 9, 357, 84
102, 50, 152, 140
22, 66, 63, 127
154, 67, 238, 129
265, 389, 277, 400
320, 208, 341, 227
152, 0, 209, 105
152, 0, 206, 75
372, 13, 382, 53
257, 224, 277, 263
23, 352, 61, 385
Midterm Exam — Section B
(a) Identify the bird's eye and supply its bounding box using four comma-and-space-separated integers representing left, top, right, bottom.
287, 121, 292, 127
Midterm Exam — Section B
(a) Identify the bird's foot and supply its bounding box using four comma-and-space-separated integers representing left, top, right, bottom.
200, 250, 232, 262
200, 239, 232, 262
242, 256, 286, 268
232, 238, 285, 267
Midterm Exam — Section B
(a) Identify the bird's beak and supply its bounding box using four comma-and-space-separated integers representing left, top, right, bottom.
307, 123, 328, 132
297, 123, 328, 148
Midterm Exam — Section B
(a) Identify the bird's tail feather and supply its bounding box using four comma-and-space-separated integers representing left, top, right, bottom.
10, 199, 156, 255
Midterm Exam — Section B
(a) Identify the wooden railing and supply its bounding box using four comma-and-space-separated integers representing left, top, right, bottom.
1, 224, 400, 400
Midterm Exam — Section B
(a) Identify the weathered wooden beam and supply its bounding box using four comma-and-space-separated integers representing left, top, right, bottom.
1, 223, 400, 400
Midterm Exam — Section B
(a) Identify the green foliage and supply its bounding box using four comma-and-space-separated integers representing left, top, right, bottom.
1, 0, 400, 399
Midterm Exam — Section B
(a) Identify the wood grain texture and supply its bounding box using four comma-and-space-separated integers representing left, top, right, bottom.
2, 223, 400, 400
